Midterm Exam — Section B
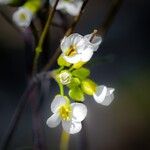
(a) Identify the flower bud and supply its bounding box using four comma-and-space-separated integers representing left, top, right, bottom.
81, 79, 96, 95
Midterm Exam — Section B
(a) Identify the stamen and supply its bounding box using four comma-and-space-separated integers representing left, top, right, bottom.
59, 105, 72, 121
66, 45, 77, 56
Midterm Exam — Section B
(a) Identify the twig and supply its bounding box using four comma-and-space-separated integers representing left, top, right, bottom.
32, 0, 60, 75
43, 0, 89, 71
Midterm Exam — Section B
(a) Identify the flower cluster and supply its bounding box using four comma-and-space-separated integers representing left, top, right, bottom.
46, 32, 115, 134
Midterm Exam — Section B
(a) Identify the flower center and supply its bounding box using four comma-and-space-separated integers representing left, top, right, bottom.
65, 45, 77, 57
59, 105, 72, 121
19, 13, 27, 21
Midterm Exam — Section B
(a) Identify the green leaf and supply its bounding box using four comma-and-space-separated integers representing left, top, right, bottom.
57, 55, 71, 67
67, 78, 81, 88
72, 67, 90, 80
69, 87, 84, 102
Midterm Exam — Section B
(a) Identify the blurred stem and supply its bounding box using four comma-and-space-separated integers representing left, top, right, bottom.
60, 130, 70, 150
43, 0, 89, 71
32, 0, 60, 75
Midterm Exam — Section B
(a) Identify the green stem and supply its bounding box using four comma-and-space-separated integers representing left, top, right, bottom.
58, 83, 64, 96
60, 130, 70, 150
32, 0, 60, 75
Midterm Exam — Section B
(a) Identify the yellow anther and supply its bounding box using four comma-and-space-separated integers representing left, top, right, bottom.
59, 105, 72, 121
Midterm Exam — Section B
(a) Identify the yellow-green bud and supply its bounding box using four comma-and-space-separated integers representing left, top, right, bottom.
81, 79, 97, 95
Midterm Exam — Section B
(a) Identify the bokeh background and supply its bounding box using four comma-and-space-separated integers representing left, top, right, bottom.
0, 0, 150, 149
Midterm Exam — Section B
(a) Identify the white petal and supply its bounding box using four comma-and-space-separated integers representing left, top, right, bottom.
51, 95, 66, 113
93, 85, 107, 103
46, 113, 61, 128
101, 92, 114, 106
84, 34, 102, 51
93, 86, 115, 106
101, 88, 115, 106
64, 1, 83, 16
71, 103, 87, 122
80, 48, 93, 62
67, 33, 83, 46
63, 54, 81, 64
13, 7, 33, 28
62, 121, 82, 134
60, 33, 82, 53
49, 0, 65, 9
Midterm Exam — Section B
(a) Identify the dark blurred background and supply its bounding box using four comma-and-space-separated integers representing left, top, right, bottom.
0, 0, 150, 150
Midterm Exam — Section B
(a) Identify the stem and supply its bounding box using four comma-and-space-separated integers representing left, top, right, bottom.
60, 130, 70, 150
58, 83, 64, 96
43, 0, 89, 71
32, 0, 60, 74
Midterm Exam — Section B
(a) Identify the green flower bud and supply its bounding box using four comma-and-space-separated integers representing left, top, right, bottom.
81, 79, 97, 95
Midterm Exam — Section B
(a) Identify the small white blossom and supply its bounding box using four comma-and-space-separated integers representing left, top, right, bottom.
49, 0, 83, 16
46, 95, 87, 134
0, 0, 12, 4
60, 33, 100, 64
13, 7, 34, 28
59, 71, 72, 85
93, 85, 115, 106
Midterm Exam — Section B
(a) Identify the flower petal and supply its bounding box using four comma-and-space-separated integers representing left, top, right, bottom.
71, 103, 87, 122
81, 48, 93, 62
13, 7, 33, 28
61, 33, 82, 53
49, 0, 65, 10
62, 121, 82, 134
46, 113, 61, 128
63, 54, 81, 64
64, 1, 83, 16
51, 95, 66, 113
93, 85, 107, 103
84, 34, 102, 51
93, 86, 115, 106
101, 88, 115, 106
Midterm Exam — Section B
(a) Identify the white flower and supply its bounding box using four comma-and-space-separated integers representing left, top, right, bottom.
13, 7, 34, 28
60, 33, 97, 64
49, 0, 83, 16
0, 0, 12, 4
93, 85, 115, 106
46, 95, 87, 134
58, 71, 72, 85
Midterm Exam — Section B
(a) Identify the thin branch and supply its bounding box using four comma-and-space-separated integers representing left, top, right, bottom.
32, 0, 60, 75
43, 0, 89, 71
